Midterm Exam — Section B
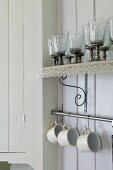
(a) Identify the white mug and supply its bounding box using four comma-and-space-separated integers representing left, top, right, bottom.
58, 124, 79, 147
47, 121, 63, 144
77, 128, 101, 153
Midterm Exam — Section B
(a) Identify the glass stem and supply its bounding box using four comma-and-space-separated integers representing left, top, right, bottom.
58, 55, 63, 65
102, 50, 107, 60
95, 45, 100, 61
89, 49, 94, 61
73, 54, 78, 63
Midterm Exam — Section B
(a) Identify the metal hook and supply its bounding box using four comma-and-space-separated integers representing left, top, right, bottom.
53, 110, 56, 122
112, 120, 113, 127
66, 113, 70, 125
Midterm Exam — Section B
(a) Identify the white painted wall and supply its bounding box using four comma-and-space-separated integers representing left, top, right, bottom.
58, 0, 113, 170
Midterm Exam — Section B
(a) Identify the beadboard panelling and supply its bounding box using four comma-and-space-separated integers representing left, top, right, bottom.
59, 0, 113, 170
95, 1, 113, 169
62, 0, 76, 32
77, 1, 95, 170
0, 0, 9, 152
61, 1, 78, 170
96, 74, 113, 170
77, 0, 94, 31
63, 76, 78, 170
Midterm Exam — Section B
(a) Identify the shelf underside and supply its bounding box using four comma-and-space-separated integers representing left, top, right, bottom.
40, 60, 113, 78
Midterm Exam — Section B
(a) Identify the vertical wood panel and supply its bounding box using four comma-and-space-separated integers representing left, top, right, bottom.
0, 0, 8, 151
62, 0, 76, 32
61, 1, 78, 170
77, 1, 95, 170
96, 1, 113, 169
63, 76, 78, 170
77, 0, 93, 31
77, 75, 95, 170
96, 74, 113, 170
9, 0, 25, 152
24, 0, 43, 168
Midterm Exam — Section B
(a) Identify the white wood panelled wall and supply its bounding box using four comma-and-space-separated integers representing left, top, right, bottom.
57, 0, 113, 170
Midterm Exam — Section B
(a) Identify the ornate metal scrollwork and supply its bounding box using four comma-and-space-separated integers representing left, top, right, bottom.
59, 75, 87, 107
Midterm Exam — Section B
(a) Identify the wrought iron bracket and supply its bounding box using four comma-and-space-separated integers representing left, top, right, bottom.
59, 74, 87, 108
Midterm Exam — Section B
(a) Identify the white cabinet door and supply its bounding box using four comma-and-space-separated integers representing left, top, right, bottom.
0, 0, 25, 154
9, 0, 25, 152
0, 0, 9, 152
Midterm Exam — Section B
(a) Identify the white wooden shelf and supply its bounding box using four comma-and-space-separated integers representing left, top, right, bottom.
40, 60, 113, 78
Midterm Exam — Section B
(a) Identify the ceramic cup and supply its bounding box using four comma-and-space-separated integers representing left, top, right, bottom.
47, 121, 63, 144
77, 128, 101, 153
58, 124, 79, 147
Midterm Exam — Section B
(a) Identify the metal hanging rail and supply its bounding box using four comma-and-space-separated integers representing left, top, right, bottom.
51, 110, 113, 127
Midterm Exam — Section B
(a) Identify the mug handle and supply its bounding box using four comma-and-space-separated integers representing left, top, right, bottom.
63, 124, 70, 130
51, 120, 57, 128
82, 127, 91, 135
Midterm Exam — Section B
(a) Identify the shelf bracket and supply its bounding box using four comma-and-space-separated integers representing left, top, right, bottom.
59, 75, 87, 107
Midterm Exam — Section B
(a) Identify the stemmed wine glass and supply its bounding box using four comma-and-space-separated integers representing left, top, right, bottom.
83, 24, 95, 61
48, 38, 58, 66
68, 31, 83, 63
100, 22, 110, 60
64, 32, 74, 64
52, 34, 66, 65
89, 19, 107, 61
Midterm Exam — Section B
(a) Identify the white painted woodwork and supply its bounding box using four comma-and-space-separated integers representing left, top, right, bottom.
95, 1, 113, 170
9, 0, 25, 152
62, 0, 76, 32
0, 0, 113, 170
77, 1, 96, 170
0, 0, 9, 152
59, 0, 113, 170
24, 0, 58, 169
0, 0, 58, 169
63, 76, 78, 170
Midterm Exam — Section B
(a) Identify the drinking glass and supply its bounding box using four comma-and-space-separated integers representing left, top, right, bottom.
68, 31, 83, 63
108, 17, 113, 44
89, 19, 107, 61
48, 38, 59, 66
83, 24, 95, 61
64, 32, 74, 64
52, 34, 66, 65
100, 22, 110, 60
